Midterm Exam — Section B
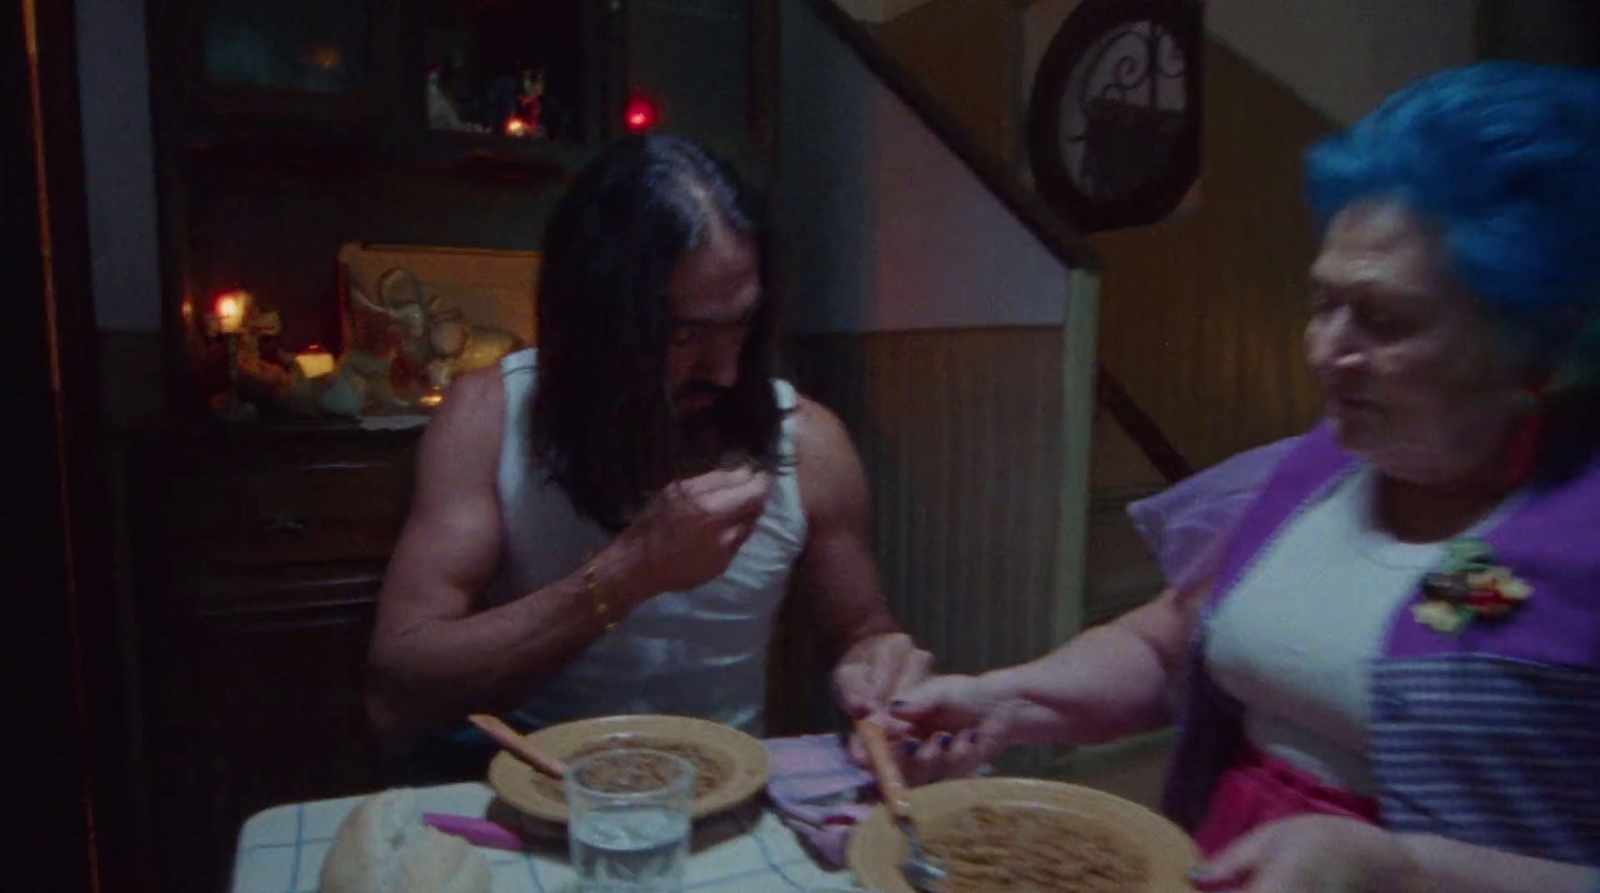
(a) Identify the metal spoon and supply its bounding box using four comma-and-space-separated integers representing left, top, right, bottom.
857, 720, 950, 893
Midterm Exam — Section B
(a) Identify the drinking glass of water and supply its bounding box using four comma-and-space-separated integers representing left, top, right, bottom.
566, 748, 695, 892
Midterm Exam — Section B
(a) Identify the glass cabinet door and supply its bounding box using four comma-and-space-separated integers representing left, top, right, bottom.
418, 0, 599, 145
201, 0, 372, 96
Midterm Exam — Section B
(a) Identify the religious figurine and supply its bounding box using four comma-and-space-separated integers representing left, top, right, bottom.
340, 266, 521, 413
426, 62, 488, 134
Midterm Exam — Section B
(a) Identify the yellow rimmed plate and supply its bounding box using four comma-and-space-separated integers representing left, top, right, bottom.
847, 776, 1199, 893
487, 714, 769, 824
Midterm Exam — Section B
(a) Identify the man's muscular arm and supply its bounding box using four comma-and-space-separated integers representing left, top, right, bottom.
789, 397, 932, 721
366, 370, 772, 744
365, 370, 647, 743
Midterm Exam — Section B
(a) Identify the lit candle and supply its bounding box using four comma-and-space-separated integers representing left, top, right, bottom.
293, 346, 336, 379
213, 291, 249, 335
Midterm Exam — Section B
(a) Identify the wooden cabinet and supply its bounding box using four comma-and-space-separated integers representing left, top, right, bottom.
162, 436, 413, 569
152, 0, 627, 151
126, 423, 419, 892
124, 4, 789, 889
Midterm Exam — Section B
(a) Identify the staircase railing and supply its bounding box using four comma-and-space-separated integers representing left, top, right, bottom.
800, 0, 1193, 483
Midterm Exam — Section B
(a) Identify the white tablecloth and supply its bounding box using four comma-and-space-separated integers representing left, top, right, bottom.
230, 783, 861, 893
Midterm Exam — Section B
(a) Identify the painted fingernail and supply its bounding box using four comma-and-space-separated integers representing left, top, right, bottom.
902, 739, 920, 755
938, 733, 955, 750
890, 699, 908, 708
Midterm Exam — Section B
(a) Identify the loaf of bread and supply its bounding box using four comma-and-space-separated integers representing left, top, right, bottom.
319, 789, 492, 893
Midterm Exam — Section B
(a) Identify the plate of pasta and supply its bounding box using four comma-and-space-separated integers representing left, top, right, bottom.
847, 777, 1199, 893
487, 714, 768, 825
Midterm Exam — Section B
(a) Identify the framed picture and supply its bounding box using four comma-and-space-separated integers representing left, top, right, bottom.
329, 242, 539, 411
337, 242, 538, 350
163, 0, 382, 128
1023, 0, 1204, 232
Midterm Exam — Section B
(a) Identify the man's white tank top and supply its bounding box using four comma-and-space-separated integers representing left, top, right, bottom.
486, 349, 806, 734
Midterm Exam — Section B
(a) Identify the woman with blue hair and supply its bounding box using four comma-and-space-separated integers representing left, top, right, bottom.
887, 63, 1600, 892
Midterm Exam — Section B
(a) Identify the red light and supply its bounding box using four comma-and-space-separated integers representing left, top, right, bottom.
625, 93, 659, 133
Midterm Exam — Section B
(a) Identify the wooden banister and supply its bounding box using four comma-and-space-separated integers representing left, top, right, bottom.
798, 0, 1193, 483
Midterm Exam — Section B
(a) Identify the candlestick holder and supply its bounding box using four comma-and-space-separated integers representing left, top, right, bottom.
208, 290, 259, 422
213, 332, 258, 422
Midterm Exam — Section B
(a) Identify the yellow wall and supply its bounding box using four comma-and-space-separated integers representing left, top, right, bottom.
1091, 40, 1330, 471
864, 3, 1335, 475
868, 0, 1018, 160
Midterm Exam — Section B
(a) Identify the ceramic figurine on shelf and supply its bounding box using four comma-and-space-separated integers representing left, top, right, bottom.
347, 267, 520, 406
423, 308, 519, 391
426, 62, 487, 134
517, 67, 546, 137
233, 308, 295, 407
316, 348, 410, 418
206, 291, 291, 422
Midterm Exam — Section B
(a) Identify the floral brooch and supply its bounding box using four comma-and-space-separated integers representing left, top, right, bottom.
1412, 538, 1532, 634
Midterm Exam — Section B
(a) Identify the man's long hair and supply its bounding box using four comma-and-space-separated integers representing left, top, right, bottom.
530, 133, 783, 531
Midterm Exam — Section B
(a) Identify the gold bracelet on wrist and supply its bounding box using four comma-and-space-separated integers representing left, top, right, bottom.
583, 556, 618, 632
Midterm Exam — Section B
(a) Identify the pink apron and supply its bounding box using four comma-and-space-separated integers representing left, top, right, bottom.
1194, 740, 1381, 856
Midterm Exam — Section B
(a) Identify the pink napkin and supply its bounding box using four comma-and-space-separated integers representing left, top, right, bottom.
764, 734, 878, 868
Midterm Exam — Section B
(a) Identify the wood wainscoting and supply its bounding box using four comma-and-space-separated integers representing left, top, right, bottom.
771, 315, 1116, 756
1091, 39, 1335, 470
789, 326, 1067, 665
771, 326, 1067, 742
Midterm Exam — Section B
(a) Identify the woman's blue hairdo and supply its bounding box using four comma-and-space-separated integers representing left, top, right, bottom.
1305, 62, 1600, 362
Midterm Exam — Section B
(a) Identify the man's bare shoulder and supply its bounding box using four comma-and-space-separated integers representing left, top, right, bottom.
791, 393, 853, 460
790, 392, 868, 524
414, 367, 506, 496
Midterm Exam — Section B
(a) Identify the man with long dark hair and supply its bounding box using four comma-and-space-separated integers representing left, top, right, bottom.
366, 134, 928, 743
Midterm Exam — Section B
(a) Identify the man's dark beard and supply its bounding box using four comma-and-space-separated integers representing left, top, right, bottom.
672, 382, 735, 474
673, 381, 728, 418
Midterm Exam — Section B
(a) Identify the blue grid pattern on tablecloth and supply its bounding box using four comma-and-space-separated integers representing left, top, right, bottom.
229, 782, 856, 893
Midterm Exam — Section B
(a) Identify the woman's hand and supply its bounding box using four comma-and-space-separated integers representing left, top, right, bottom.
849, 673, 1023, 785
843, 588, 1197, 785
831, 631, 934, 729
1189, 816, 1419, 893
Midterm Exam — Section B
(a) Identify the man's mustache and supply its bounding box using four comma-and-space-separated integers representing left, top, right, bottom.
675, 381, 728, 402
